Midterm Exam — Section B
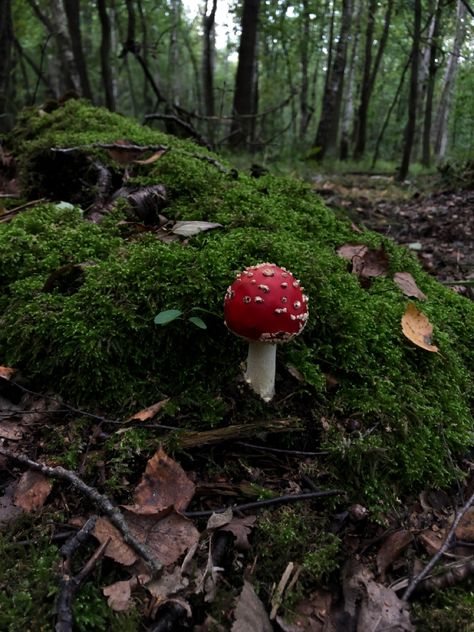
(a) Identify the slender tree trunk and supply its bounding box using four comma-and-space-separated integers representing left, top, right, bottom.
202, 0, 217, 117
299, 0, 311, 139
433, 0, 466, 159
313, 0, 353, 160
168, 0, 181, 104
230, 0, 261, 149
353, 0, 393, 159
421, 0, 443, 166
63, 0, 93, 100
397, 0, 422, 181
340, 0, 362, 159
0, 0, 13, 131
97, 0, 115, 111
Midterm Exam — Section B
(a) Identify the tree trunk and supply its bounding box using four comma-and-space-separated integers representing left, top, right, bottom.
397, 0, 422, 181
168, 0, 182, 104
63, 0, 93, 100
0, 0, 13, 131
353, 0, 393, 160
299, 0, 311, 139
433, 0, 466, 160
421, 0, 443, 166
202, 0, 217, 117
229, 0, 261, 149
340, 0, 362, 159
313, 0, 353, 160
97, 0, 115, 111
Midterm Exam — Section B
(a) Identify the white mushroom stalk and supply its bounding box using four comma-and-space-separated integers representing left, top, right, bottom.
224, 263, 309, 402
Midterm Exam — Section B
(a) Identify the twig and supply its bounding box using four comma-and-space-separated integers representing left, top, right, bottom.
55, 517, 108, 632
183, 489, 344, 519
236, 441, 328, 457
402, 489, 474, 601
0, 198, 47, 222
144, 113, 212, 149
51, 143, 168, 154
0, 448, 162, 575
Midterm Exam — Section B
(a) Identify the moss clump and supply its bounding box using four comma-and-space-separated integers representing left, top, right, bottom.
1, 100, 473, 503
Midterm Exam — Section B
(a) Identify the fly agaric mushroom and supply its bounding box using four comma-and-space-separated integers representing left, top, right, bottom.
224, 263, 309, 402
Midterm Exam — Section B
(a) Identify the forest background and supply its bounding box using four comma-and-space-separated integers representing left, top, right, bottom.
0, 0, 473, 180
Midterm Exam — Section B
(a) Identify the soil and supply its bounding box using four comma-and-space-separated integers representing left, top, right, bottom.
313, 173, 474, 299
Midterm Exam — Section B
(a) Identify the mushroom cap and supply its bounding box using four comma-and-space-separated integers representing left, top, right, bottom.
224, 263, 309, 342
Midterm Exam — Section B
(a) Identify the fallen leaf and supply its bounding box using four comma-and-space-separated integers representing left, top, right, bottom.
394, 272, 427, 300
132, 446, 195, 512
13, 470, 52, 511
454, 507, 474, 542
0, 366, 16, 380
0, 483, 24, 526
276, 588, 332, 632
232, 581, 273, 632
93, 516, 137, 566
146, 566, 189, 601
336, 243, 368, 261
401, 303, 438, 352
376, 529, 412, 579
0, 420, 24, 441
206, 507, 233, 531
127, 399, 170, 422
171, 221, 223, 237
133, 149, 167, 164
220, 515, 257, 551
418, 529, 444, 555
103, 574, 149, 611
352, 245, 389, 278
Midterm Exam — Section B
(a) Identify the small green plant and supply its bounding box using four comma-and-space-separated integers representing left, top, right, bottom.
154, 307, 209, 329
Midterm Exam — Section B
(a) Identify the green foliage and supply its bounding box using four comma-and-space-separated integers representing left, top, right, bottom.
412, 584, 474, 632
1, 101, 473, 504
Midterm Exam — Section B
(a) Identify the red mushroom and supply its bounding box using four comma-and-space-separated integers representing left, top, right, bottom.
224, 263, 309, 402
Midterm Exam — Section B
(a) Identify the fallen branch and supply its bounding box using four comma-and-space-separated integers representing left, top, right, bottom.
51, 143, 168, 155
0, 198, 47, 222
178, 417, 303, 449
0, 448, 162, 575
402, 488, 474, 601
184, 489, 345, 519
55, 516, 107, 632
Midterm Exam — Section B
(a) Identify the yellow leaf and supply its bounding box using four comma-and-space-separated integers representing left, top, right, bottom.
401, 303, 438, 352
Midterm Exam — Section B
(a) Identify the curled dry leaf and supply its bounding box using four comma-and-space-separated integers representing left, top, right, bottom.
132, 446, 195, 513
0, 366, 16, 380
171, 221, 223, 238
103, 577, 140, 612
127, 398, 170, 422
220, 515, 257, 551
337, 243, 389, 278
376, 529, 412, 579
146, 566, 189, 601
13, 470, 52, 512
0, 421, 24, 441
394, 272, 427, 300
133, 148, 167, 164
206, 506, 233, 531
401, 303, 438, 352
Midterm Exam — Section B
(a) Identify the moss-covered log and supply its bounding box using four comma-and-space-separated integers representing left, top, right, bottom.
1, 100, 473, 503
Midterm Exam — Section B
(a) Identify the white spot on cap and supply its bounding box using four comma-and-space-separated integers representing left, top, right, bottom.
254, 296, 264, 303
274, 307, 288, 314
281, 282, 288, 288
258, 284, 270, 293
293, 280, 300, 288
293, 300, 301, 309
243, 296, 251, 303
281, 296, 288, 304
262, 268, 275, 277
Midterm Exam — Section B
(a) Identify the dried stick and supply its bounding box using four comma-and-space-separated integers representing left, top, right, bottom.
403, 489, 474, 601
184, 489, 344, 519
0, 448, 162, 575
56, 516, 104, 632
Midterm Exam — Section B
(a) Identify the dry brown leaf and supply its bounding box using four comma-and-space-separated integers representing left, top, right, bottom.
93, 516, 137, 566
401, 303, 438, 352
206, 507, 233, 531
127, 399, 170, 422
0, 483, 24, 526
0, 366, 16, 380
146, 566, 189, 601
220, 515, 257, 551
232, 581, 273, 632
0, 420, 24, 441
133, 149, 167, 164
352, 245, 389, 278
394, 272, 427, 300
13, 470, 52, 511
418, 529, 444, 555
454, 507, 474, 542
103, 574, 150, 611
336, 243, 368, 261
376, 529, 412, 579
276, 588, 332, 632
132, 446, 195, 513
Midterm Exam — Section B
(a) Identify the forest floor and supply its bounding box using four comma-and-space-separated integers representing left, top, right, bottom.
313, 172, 474, 299
1, 164, 474, 631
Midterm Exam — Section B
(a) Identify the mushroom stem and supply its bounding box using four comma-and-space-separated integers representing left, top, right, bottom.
244, 341, 277, 402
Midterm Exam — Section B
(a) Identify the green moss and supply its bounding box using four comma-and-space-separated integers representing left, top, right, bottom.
1, 100, 473, 504
412, 584, 474, 631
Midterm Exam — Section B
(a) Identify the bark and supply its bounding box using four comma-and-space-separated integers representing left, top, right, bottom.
229, 0, 261, 148
0, 0, 14, 131
168, 0, 181, 104
397, 0, 422, 181
433, 0, 467, 159
202, 0, 217, 117
353, 0, 393, 159
340, 0, 362, 159
421, 0, 443, 166
63, 0, 93, 99
299, 0, 311, 139
97, 0, 115, 111
27, 0, 80, 94
313, 0, 353, 160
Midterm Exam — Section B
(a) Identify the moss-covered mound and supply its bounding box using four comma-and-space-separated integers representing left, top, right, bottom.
1, 100, 473, 503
